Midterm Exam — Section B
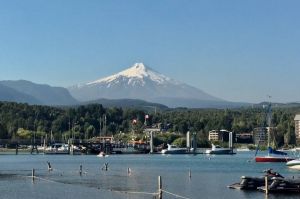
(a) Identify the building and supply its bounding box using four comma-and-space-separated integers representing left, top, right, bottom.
253, 127, 268, 145
295, 114, 300, 139
208, 130, 220, 141
208, 129, 232, 142
235, 132, 253, 143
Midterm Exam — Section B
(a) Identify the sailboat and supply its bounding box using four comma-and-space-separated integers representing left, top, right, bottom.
255, 102, 294, 162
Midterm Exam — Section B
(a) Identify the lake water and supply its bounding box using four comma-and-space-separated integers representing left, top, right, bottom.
0, 152, 300, 199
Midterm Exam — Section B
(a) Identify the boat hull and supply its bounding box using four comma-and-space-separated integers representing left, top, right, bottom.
255, 156, 294, 162
286, 159, 300, 169
205, 149, 234, 155
161, 149, 187, 154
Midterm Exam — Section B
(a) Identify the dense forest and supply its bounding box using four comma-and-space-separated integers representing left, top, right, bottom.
0, 101, 299, 147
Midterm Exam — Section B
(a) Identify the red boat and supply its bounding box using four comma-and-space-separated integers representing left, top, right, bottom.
255, 155, 294, 162
255, 102, 295, 163
255, 147, 295, 162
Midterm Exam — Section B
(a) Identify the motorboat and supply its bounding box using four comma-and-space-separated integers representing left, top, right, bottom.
236, 147, 250, 152
205, 144, 233, 155
258, 176, 300, 193
44, 143, 69, 154
97, 151, 109, 157
228, 169, 284, 190
286, 159, 300, 169
161, 144, 187, 154
255, 147, 294, 162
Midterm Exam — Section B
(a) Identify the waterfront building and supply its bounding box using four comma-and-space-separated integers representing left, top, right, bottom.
208, 129, 232, 142
235, 132, 253, 143
295, 114, 300, 139
253, 127, 268, 145
208, 130, 220, 141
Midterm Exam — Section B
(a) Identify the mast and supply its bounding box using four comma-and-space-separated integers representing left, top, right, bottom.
267, 96, 272, 148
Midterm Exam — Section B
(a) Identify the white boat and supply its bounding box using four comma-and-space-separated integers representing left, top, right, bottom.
205, 144, 233, 154
237, 147, 250, 152
44, 143, 69, 154
97, 151, 109, 157
286, 159, 300, 169
161, 144, 187, 154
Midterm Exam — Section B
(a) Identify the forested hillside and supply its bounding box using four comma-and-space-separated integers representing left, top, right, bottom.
0, 102, 299, 146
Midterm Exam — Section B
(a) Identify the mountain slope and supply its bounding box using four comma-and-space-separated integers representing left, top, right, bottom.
0, 83, 41, 104
69, 63, 229, 108
0, 80, 78, 106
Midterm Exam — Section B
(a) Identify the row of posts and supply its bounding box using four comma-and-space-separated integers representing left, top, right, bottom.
30, 165, 192, 199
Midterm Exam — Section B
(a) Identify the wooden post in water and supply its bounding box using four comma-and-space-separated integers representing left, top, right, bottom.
127, 167, 130, 175
15, 143, 18, 155
265, 176, 268, 195
158, 176, 162, 199
32, 168, 35, 182
79, 165, 82, 176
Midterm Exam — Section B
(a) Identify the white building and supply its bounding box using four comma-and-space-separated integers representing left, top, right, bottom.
295, 114, 300, 139
208, 130, 220, 141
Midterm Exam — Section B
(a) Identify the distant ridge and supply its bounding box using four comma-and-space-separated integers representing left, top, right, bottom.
0, 80, 78, 106
0, 83, 41, 104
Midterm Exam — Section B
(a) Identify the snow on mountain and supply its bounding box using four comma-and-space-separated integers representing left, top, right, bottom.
87, 63, 174, 86
68, 63, 226, 108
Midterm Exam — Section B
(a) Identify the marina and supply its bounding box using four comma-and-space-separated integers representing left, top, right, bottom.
1, 151, 300, 199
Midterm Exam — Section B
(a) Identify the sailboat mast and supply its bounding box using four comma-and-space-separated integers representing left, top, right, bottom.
267, 97, 272, 148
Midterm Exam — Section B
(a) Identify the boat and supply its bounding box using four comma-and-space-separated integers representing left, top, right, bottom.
258, 176, 300, 193
206, 131, 234, 155
112, 141, 150, 154
286, 159, 300, 169
228, 169, 284, 190
236, 147, 251, 152
255, 147, 295, 162
161, 144, 187, 154
255, 102, 294, 162
205, 144, 234, 155
44, 143, 70, 154
97, 151, 109, 157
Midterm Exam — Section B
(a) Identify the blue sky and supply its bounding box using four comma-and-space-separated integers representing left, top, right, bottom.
0, 0, 299, 103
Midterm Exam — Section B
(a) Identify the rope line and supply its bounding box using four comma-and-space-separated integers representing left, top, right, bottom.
162, 189, 191, 199
112, 190, 156, 195
21, 174, 157, 197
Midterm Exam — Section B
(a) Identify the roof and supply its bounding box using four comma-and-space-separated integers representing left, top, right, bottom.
295, 114, 300, 121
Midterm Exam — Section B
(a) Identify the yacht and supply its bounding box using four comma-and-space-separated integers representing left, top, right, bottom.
161, 144, 187, 154
205, 144, 234, 154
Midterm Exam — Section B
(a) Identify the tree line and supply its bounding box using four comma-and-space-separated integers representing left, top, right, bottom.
0, 101, 299, 147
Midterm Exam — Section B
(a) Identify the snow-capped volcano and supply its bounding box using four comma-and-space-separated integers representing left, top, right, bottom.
68, 63, 228, 108
87, 63, 174, 86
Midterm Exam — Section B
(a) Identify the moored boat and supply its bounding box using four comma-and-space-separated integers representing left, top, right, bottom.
44, 143, 69, 154
258, 177, 300, 193
255, 147, 294, 162
97, 151, 109, 157
286, 159, 300, 169
228, 169, 284, 190
205, 144, 234, 155
161, 144, 187, 154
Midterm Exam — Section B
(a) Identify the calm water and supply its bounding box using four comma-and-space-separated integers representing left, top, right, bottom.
0, 152, 300, 199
